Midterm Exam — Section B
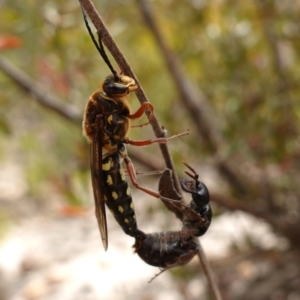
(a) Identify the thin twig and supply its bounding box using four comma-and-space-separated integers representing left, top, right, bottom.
197, 244, 223, 300
0, 55, 81, 124
79, 0, 182, 195
137, 0, 249, 196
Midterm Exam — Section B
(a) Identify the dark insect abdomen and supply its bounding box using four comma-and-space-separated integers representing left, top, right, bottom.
134, 232, 199, 268
102, 152, 141, 237
187, 201, 212, 236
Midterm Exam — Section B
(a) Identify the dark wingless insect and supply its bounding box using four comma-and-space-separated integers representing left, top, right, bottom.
133, 163, 212, 281
81, 9, 188, 250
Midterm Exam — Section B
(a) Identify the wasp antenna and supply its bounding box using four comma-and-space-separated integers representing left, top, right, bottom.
81, 6, 119, 80
96, 32, 119, 80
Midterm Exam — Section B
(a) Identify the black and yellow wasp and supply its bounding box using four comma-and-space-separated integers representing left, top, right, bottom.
81, 9, 187, 251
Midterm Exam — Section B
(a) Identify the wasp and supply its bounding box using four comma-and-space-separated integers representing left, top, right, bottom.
81, 9, 188, 250
133, 164, 212, 280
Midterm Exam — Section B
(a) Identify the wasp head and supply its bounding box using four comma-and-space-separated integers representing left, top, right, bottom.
102, 74, 138, 97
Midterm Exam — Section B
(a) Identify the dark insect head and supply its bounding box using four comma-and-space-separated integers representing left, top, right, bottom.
182, 162, 200, 187
181, 162, 210, 207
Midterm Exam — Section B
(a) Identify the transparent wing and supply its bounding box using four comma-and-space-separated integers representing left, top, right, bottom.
90, 126, 108, 251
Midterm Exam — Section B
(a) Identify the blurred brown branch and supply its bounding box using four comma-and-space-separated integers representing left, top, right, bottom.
0, 55, 81, 125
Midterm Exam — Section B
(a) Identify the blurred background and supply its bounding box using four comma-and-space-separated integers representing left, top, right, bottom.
0, 0, 300, 299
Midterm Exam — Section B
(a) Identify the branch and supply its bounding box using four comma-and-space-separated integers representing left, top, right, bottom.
136, 0, 249, 196
197, 244, 223, 300
254, 0, 291, 95
0, 55, 81, 125
79, 0, 182, 195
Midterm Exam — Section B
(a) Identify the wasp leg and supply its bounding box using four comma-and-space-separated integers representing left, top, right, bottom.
116, 142, 161, 198
124, 129, 190, 147
131, 121, 152, 129
130, 102, 154, 128
123, 155, 161, 198
123, 169, 163, 176
128, 102, 154, 120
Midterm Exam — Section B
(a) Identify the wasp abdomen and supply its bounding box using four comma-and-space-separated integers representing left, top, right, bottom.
102, 153, 140, 237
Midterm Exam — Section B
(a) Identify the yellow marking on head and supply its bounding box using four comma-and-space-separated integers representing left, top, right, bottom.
124, 218, 129, 224
112, 191, 118, 200
130, 202, 134, 209
126, 187, 131, 196
118, 206, 124, 213
106, 175, 113, 186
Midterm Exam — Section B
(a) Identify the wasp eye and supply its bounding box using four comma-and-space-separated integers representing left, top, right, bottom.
103, 83, 128, 96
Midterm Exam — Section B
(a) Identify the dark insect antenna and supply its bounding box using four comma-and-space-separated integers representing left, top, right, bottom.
81, 6, 119, 80
183, 162, 200, 189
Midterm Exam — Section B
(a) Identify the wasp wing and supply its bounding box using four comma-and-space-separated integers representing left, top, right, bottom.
90, 125, 108, 251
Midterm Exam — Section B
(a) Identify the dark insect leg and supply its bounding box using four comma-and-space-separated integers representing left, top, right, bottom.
148, 268, 167, 283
